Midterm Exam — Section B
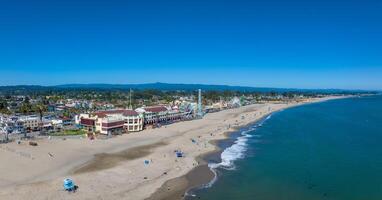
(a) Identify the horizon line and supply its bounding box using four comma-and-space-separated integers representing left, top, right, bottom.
0, 82, 379, 92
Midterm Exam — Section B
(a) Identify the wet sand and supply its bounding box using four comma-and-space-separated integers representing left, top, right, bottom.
146, 156, 215, 200
73, 141, 167, 174
146, 129, 254, 200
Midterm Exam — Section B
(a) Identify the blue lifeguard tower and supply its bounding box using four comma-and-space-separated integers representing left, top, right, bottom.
63, 178, 75, 192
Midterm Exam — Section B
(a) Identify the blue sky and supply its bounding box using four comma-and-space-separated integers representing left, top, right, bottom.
0, 0, 381, 90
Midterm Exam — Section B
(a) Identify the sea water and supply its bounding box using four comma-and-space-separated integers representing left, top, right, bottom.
188, 95, 382, 200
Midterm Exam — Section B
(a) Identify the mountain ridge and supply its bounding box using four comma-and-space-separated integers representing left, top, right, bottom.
0, 82, 375, 93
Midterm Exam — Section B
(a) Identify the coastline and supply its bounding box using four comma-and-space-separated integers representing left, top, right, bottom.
0, 96, 350, 200
145, 124, 261, 200
146, 95, 352, 200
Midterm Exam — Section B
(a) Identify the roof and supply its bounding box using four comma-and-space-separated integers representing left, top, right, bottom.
143, 106, 168, 113
122, 110, 139, 116
60, 117, 71, 121
93, 109, 139, 118
80, 118, 95, 126
93, 110, 123, 118
18, 115, 39, 121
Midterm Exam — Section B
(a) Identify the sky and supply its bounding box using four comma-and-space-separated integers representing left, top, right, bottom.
0, 0, 381, 90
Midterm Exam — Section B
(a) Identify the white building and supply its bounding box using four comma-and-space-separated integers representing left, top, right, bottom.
78, 109, 144, 135
135, 106, 187, 127
19, 115, 40, 131
135, 106, 168, 125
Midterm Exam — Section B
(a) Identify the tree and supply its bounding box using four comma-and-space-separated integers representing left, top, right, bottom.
0, 99, 10, 114
19, 102, 32, 114
33, 103, 47, 121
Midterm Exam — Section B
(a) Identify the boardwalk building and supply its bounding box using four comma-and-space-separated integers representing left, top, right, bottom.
78, 109, 143, 135
135, 106, 187, 128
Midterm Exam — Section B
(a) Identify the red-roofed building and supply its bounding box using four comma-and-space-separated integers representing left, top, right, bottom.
135, 106, 186, 127
80, 118, 96, 132
76, 109, 143, 135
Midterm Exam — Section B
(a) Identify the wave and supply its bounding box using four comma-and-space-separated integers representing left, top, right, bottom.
204, 114, 272, 188
209, 131, 252, 170
204, 127, 255, 188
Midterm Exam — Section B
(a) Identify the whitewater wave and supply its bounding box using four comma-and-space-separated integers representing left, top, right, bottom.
256, 115, 271, 127
209, 131, 253, 170
266, 115, 272, 120
204, 114, 272, 188
204, 127, 255, 188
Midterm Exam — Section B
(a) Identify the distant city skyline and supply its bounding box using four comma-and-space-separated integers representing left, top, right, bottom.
1, 0, 381, 90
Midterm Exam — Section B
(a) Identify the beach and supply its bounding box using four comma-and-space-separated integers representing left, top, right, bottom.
0, 96, 342, 200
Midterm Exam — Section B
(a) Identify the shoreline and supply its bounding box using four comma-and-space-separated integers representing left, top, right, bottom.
0, 96, 351, 200
147, 96, 352, 200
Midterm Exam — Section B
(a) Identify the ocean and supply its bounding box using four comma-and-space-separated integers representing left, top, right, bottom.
187, 95, 382, 200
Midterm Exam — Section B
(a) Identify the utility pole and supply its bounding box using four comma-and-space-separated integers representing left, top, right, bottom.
197, 89, 203, 118
5, 130, 9, 142
220, 96, 223, 110
129, 89, 133, 110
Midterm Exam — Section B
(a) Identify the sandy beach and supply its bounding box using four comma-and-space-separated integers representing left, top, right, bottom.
0, 96, 344, 200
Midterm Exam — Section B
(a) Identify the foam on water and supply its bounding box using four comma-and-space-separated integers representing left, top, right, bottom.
204, 114, 272, 188
204, 128, 253, 188
212, 131, 252, 170
265, 115, 272, 120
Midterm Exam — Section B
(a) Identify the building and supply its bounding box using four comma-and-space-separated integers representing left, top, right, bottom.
122, 110, 144, 132
0, 115, 31, 134
78, 115, 96, 133
135, 106, 168, 125
51, 119, 64, 129
41, 119, 53, 130
94, 114, 125, 135
229, 96, 241, 108
19, 115, 40, 131
61, 117, 73, 126
0, 116, 24, 134
135, 106, 187, 127
167, 107, 187, 121
77, 109, 143, 135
